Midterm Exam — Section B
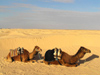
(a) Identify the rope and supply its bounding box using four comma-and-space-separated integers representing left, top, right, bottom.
55, 55, 62, 65
57, 60, 62, 65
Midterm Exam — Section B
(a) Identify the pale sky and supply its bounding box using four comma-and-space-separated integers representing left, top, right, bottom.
0, 0, 100, 30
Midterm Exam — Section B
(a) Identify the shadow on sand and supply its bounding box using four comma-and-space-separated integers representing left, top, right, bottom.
33, 54, 99, 64
79, 54, 99, 64
33, 53, 43, 61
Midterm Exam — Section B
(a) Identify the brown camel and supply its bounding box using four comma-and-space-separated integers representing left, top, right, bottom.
6, 46, 42, 62
44, 46, 91, 67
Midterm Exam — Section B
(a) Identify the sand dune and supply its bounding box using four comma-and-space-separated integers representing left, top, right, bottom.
0, 29, 100, 75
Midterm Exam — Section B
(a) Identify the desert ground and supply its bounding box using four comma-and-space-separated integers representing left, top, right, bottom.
0, 29, 100, 75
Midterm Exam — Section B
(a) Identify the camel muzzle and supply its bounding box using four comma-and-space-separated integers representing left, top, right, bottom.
40, 49, 42, 51
88, 50, 91, 53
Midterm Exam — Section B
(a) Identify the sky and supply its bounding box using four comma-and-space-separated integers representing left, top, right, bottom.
0, 0, 100, 30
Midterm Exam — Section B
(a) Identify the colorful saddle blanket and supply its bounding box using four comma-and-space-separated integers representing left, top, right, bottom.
10, 47, 24, 57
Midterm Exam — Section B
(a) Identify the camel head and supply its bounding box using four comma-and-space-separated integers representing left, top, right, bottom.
80, 46, 91, 53
34, 46, 42, 55
53, 48, 62, 60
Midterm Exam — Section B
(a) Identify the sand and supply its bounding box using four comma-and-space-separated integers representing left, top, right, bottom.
0, 29, 100, 75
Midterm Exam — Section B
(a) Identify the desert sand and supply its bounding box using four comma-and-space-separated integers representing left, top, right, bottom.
0, 29, 100, 75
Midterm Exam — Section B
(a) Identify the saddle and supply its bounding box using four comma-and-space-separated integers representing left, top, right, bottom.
44, 48, 62, 65
53, 49, 62, 65
10, 47, 24, 57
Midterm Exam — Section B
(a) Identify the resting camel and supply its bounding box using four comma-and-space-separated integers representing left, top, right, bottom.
44, 46, 91, 67
6, 46, 42, 62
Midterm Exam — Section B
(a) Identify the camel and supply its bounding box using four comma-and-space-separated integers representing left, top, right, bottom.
6, 46, 42, 62
44, 46, 91, 67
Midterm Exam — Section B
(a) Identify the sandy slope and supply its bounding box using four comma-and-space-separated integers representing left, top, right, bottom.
0, 29, 100, 75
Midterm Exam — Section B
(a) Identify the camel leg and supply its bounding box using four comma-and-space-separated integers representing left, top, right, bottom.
43, 56, 50, 65
24, 60, 37, 63
64, 63, 78, 67
49, 61, 62, 65
43, 60, 49, 65
6, 57, 12, 62
5, 53, 12, 62
50, 61, 59, 65
29, 60, 43, 63
30, 60, 37, 63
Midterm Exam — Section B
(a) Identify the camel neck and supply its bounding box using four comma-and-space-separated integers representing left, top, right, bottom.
70, 48, 86, 64
31, 50, 37, 55
29, 49, 38, 60
74, 49, 86, 59
73, 54, 80, 60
